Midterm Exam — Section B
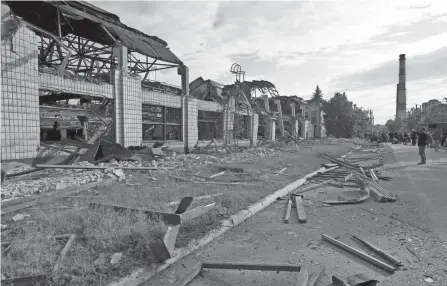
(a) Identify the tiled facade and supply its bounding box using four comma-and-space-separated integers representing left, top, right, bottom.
1, 27, 263, 161
122, 75, 142, 147
1, 25, 40, 160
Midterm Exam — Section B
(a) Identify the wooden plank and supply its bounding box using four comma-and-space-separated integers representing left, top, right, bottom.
344, 173, 353, 182
174, 197, 194, 214
369, 170, 379, 181
175, 262, 203, 286
294, 195, 307, 223
215, 166, 244, 173
307, 266, 325, 286
295, 265, 308, 286
284, 198, 292, 224
163, 225, 180, 255
351, 235, 402, 266
202, 262, 301, 272
321, 234, 395, 273
180, 203, 216, 221
209, 171, 225, 178
35, 164, 173, 170
1, 274, 48, 286
53, 234, 76, 273
89, 202, 181, 226
149, 237, 171, 263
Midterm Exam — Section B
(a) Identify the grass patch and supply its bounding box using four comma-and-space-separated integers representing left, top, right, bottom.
1, 143, 352, 284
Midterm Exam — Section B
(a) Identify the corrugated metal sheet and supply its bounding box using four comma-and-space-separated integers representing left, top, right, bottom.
57, 4, 182, 64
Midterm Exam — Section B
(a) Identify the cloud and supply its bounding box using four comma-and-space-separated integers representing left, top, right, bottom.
329, 47, 447, 91
92, 1, 447, 124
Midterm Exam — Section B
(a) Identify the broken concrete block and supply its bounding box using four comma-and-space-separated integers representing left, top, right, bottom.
12, 213, 30, 222
110, 252, 122, 265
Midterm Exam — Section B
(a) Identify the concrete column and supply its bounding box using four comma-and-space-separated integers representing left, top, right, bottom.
249, 112, 258, 147
290, 103, 296, 137
316, 105, 321, 138
113, 44, 128, 74
271, 121, 276, 141
178, 65, 190, 153
112, 44, 143, 147
223, 97, 235, 145
274, 99, 284, 136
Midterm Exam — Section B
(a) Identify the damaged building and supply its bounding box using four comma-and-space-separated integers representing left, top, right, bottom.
1, 1, 325, 163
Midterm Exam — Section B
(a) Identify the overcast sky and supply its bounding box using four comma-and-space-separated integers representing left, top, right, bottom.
95, 0, 447, 124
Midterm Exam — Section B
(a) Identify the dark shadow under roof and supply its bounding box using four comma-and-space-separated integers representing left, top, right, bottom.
4, 0, 182, 65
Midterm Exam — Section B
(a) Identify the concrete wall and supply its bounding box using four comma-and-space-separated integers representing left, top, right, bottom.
1, 24, 253, 159
1, 25, 40, 160
141, 89, 182, 108
39, 73, 113, 98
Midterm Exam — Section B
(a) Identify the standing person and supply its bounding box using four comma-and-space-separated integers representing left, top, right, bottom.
416, 128, 431, 165
411, 129, 417, 146
404, 132, 408, 145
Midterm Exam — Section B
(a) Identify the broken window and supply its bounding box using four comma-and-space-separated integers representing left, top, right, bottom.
198, 110, 223, 140
142, 104, 181, 141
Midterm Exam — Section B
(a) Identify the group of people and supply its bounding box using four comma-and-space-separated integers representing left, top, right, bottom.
364, 128, 446, 165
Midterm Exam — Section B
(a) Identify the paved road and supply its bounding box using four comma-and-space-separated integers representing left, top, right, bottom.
146, 144, 447, 286
385, 143, 447, 242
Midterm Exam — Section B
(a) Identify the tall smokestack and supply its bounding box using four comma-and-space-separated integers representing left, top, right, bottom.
396, 54, 407, 120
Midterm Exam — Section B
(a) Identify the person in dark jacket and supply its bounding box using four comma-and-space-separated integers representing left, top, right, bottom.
411, 129, 417, 146
417, 128, 431, 164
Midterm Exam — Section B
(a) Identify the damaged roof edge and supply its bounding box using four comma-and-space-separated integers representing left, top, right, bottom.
5, 0, 183, 65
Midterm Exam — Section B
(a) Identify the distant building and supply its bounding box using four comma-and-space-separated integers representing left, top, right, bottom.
419, 100, 447, 130
421, 99, 442, 118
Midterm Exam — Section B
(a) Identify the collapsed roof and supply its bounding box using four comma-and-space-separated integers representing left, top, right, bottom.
189, 77, 225, 104
4, 0, 182, 65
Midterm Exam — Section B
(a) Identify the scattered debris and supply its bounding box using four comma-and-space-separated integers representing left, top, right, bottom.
11, 213, 30, 222
292, 194, 307, 223
284, 198, 293, 224
201, 262, 302, 272
322, 234, 396, 273
110, 252, 123, 265
307, 266, 325, 286
332, 274, 379, 286
296, 265, 308, 286
53, 234, 77, 274
351, 235, 402, 266
323, 187, 370, 205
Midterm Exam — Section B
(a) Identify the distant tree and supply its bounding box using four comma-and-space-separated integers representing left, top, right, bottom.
403, 107, 421, 131
310, 85, 323, 103
323, 92, 355, 138
385, 118, 402, 132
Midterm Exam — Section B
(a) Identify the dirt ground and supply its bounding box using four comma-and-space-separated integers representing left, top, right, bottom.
1, 142, 353, 285
146, 144, 447, 286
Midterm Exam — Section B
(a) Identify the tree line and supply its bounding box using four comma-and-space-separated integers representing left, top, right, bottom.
385, 98, 447, 132
309, 85, 371, 138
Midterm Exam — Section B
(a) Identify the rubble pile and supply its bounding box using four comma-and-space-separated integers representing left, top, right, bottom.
1, 146, 279, 201
1, 164, 107, 200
